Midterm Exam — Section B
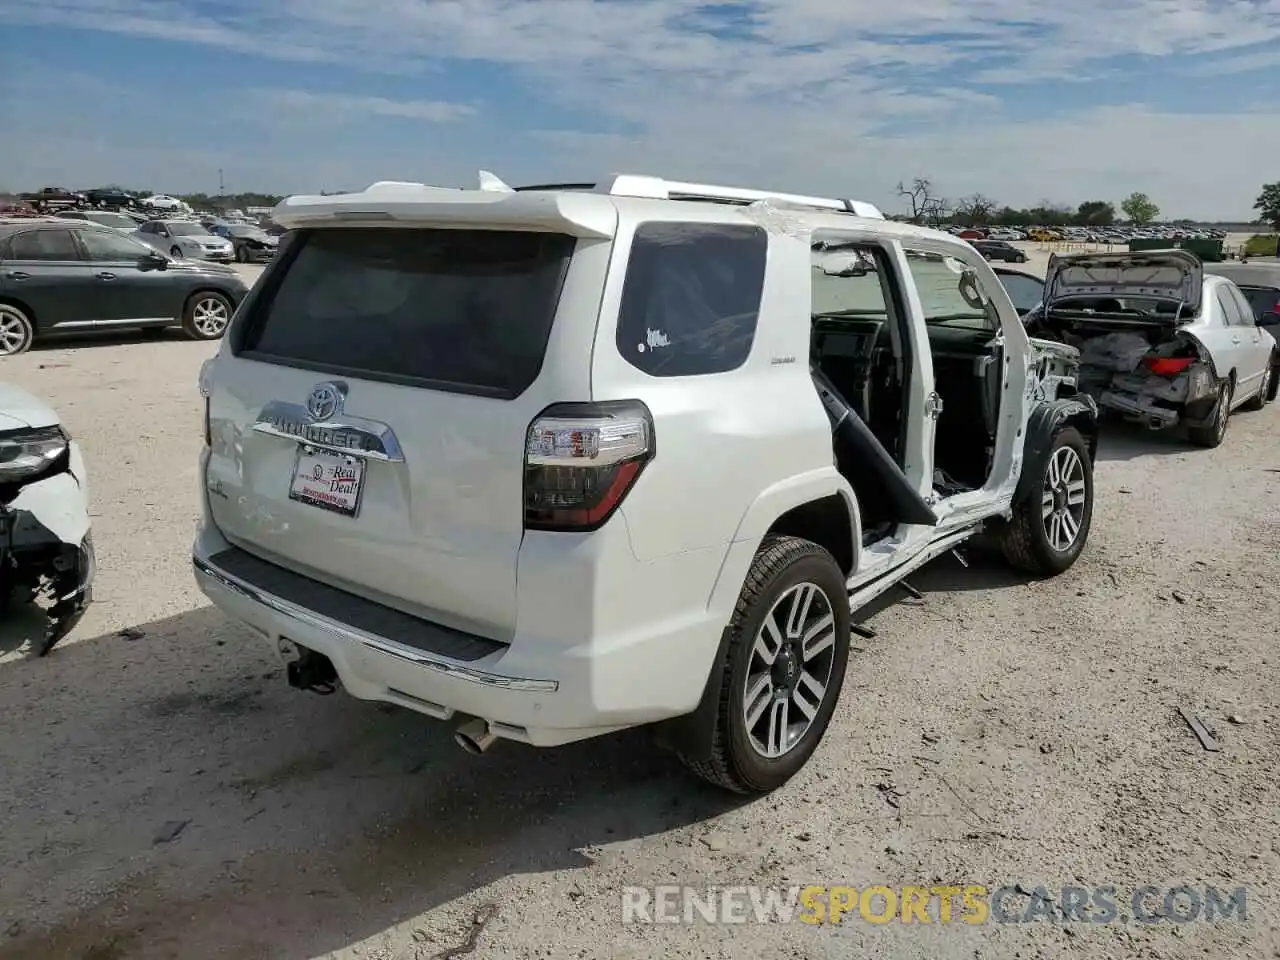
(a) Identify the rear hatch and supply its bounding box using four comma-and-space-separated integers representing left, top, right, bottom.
204, 221, 608, 641
1043, 249, 1203, 318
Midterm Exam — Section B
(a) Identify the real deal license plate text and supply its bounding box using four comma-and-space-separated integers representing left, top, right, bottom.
289, 448, 365, 516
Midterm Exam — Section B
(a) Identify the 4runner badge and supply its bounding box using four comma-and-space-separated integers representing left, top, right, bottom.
306, 382, 346, 422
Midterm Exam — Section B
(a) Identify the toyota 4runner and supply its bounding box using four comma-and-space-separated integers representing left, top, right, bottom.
193, 172, 1098, 794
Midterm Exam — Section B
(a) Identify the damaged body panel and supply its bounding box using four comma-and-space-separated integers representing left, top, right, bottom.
1026, 250, 1266, 433
0, 384, 95, 656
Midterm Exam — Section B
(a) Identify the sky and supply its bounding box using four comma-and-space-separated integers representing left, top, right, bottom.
1, 0, 1278, 220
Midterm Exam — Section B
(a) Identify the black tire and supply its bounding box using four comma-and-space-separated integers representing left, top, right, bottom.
1241, 366, 1271, 412
680, 535, 851, 794
997, 426, 1094, 576
181, 291, 234, 341
170, 246, 184, 258
0, 302, 35, 356
1187, 378, 1233, 448
234, 244, 247, 263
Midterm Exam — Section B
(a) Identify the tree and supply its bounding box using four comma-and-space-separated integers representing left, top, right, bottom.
1121, 191, 1160, 225
1075, 200, 1115, 227
896, 178, 939, 224
954, 193, 997, 225
1255, 182, 1280, 230
920, 196, 950, 228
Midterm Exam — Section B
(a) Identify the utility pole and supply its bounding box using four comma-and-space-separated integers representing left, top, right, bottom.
218, 168, 225, 195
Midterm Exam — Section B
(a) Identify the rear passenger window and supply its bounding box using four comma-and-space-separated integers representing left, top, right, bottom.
239, 228, 576, 399
9, 229, 80, 261
616, 222, 766, 377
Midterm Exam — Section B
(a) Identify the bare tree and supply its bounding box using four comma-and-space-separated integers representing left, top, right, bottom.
954, 193, 997, 225
896, 178, 938, 224
921, 196, 951, 228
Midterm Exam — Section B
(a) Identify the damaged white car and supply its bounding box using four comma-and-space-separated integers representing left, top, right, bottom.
0, 382, 94, 656
1025, 250, 1276, 447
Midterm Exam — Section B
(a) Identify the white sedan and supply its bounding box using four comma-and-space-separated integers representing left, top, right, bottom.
0, 381, 95, 656
1025, 250, 1275, 447
132, 219, 235, 262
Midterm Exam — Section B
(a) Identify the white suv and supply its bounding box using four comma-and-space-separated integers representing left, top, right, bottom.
193, 173, 1099, 793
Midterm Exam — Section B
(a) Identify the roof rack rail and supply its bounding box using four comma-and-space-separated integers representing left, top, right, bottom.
594, 174, 885, 219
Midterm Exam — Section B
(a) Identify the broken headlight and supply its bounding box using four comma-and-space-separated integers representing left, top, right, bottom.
0, 426, 68, 482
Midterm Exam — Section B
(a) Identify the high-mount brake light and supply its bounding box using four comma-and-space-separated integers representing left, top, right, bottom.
1143, 356, 1195, 377
524, 401, 655, 532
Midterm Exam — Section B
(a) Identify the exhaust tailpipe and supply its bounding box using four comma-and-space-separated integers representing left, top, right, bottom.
454, 718, 498, 755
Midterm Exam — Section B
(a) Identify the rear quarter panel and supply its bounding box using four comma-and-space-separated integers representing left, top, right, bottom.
589, 209, 838, 565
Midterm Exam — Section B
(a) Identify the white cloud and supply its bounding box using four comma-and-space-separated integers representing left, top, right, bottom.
253, 89, 474, 123
2, 0, 1279, 217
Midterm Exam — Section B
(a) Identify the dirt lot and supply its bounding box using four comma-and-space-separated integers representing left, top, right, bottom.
1, 255, 1278, 960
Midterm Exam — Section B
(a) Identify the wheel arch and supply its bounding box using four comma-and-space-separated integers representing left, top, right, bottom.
708, 469, 861, 616
0, 295, 38, 330
1013, 397, 1099, 505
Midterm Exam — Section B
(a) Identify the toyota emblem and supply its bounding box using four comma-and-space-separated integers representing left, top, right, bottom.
306, 382, 344, 421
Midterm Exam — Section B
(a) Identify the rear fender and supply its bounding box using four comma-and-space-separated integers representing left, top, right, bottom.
706, 467, 859, 619
1013, 397, 1098, 505
657, 471, 859, 763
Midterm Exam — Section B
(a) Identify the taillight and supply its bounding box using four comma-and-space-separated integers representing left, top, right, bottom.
1143, 356, 1195, 377
524, 401, 654, 532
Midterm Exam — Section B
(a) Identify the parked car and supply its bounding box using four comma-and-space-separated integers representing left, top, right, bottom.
141, 194, 183, 211
1025, 250, 1275, 446
209, 222, 279, 262
0, 221, 248, 355
132, 219, 234, 262
973, 240, 1028, 263
83, 188, 136, 209
1204, 262, 1280, 403
193, 172, 1098, 795
0, 381, 94, 655
55, 210, 139, 233
991, 266, 1044, 317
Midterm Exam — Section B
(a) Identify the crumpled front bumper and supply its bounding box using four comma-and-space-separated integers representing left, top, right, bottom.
0, 443, 95, 655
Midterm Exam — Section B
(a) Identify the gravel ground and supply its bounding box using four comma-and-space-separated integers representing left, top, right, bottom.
1, 255, 1278, 960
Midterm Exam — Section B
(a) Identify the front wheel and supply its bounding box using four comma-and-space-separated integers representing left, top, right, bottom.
996, 426, 1094, 575
181, 291, 233, 340
234, 244, 248, 263
680, 536, 851, 795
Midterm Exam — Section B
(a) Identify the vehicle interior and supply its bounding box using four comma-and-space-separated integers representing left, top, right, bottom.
808, 242, 1005, 546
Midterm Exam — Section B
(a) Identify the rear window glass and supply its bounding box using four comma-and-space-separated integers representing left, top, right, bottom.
615, 222, 766, 377
239, 228, 576, 398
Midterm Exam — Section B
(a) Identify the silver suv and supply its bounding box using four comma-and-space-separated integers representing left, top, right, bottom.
194, 173, 1098, 794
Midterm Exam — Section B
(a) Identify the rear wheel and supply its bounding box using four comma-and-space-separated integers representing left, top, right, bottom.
1187, 378, 1233, 447
170, 246, 184, 258
234, 244, 248, 263
1242, 366, 1272, 411
997, 426, 1093, 575
680, 535, 851, 794
181, 291, 233, 340
0, 303, 34, 356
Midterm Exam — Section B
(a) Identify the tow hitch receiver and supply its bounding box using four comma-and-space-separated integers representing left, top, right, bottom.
283, 644, 338, 695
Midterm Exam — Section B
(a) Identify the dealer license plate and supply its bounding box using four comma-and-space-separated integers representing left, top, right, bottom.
289, 446, 366, 517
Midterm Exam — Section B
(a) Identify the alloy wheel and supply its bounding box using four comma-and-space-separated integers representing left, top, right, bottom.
743, 582, 838, 759
1040, 446, 1087, 552
192, 297, 230, 337
0, 311, 30, 355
